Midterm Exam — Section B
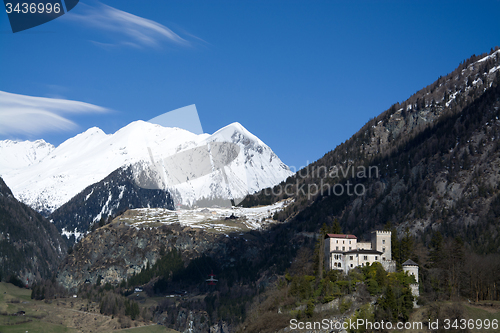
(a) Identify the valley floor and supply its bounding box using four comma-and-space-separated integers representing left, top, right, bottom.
0, 282, 179, 333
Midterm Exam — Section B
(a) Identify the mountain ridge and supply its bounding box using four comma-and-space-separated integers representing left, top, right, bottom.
1, 120, 293, 215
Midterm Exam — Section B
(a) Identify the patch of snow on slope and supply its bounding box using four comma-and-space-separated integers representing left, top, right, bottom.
476, 49, 500, 64
61, 227, 84, 241
115, 200, 291, 232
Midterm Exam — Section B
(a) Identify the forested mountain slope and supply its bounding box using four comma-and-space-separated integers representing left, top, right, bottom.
242, 48, 500, 252
0, 177, 67, 283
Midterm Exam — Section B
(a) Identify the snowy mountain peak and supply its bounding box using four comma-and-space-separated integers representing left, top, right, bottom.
1, 118, 292, 214
218, 121, 248, 134
76, 126, 106, 138
57, 126, 108, 150
115, 120, 159, 133
209, 122, 263, 146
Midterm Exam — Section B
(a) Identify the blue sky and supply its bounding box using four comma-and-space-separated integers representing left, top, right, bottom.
1, 0, 499, 169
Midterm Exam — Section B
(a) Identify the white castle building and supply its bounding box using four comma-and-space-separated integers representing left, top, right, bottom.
324, 231, 396, 273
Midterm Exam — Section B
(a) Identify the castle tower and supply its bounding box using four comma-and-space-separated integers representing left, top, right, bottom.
371, 231, 391, 261
402, 259, 419, 283
403, 259, 420, 307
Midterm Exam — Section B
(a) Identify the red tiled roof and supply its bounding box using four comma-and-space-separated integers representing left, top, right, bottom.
325, 233, 357, 239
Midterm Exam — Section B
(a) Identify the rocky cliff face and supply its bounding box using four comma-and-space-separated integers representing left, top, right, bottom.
154, 308, 231, 333
57, 218, 228, 291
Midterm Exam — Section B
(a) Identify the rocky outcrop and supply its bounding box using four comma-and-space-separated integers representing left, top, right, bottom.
210, 321, 231, 333
176, 309, 211, 333
57, 219, 227, 291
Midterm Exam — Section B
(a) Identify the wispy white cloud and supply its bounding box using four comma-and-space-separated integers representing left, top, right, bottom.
68, 1, 191, 49
0, 91, 108, 136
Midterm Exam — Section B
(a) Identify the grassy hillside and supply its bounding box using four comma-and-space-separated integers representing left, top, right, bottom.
0, 282, 179, 333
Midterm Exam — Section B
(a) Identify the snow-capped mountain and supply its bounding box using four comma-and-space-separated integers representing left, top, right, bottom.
0, 121, 293, 215
152, 121, 293, 207
0, 139, 54, 173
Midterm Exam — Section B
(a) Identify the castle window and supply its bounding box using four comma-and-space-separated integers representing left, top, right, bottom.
382, 247, 385, 252
363, 256, 367, 260
350, 264, 353, 268
338, 263, 341, 268
350, 256, 353, 260
375, 256, 378, 260
382, 239, 386, 244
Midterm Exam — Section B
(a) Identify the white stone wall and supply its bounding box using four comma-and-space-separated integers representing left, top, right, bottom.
328, 237, 357, 252
330, 252, 345, 271
345, 254, 356, 272
361, 253, 381, 267
381, 260, 396, 273
409, 283, 419, 297
403, 265, 419, 283
356, 242, 372, 250
344, 253, 381, 272
372, 231, 392, 261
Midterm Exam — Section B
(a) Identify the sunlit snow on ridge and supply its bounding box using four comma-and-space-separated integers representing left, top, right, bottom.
114, 200, 290, 233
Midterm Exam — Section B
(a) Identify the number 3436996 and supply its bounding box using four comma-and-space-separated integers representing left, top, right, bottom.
5, 2, 61, 14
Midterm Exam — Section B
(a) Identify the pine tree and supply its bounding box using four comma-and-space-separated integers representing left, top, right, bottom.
430, 231, 443, 267
380, 285, 397, 322
399, 228, 414, 263
331, 218, 342, 234
316, 223, 328, 279
391, 228, 400, 266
